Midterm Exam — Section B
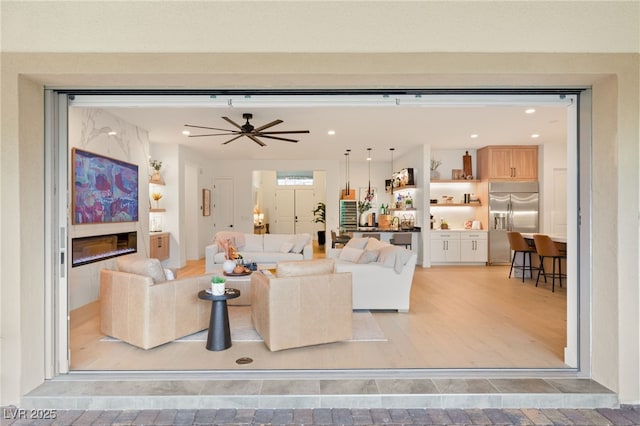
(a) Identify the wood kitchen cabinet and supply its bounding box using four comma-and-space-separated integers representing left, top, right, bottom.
150, 232, 170, 261
477, 145, 538, 180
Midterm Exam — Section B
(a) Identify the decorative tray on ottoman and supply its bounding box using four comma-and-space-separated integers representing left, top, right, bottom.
223, 270, 252, 277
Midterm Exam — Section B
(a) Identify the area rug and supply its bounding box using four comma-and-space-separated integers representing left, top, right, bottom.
101, 306, 387, 343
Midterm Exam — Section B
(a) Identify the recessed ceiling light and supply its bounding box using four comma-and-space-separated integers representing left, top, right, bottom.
525, 108, 536, 114
470, 134, 479, 139
107, 131, 117, 136
531, 133, 540, 138
327, 130, 336, 136
182, 130, 191, 136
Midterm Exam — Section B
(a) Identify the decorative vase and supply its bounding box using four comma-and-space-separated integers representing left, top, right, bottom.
430, 170, 440, 180
150, 170, 164, 184
222, 259, 236, 274
359, 213, 368, 226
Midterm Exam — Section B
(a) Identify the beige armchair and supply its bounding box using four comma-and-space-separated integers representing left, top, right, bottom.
251, 259, 353, 351
100, 255, 216, 349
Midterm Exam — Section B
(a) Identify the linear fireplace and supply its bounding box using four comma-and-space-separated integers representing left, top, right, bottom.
72, 231, 137, 267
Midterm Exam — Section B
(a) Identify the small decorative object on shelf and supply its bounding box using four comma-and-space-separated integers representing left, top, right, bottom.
151, 192, 163, 208
149, 159, 164, 184
430, 159, 442, 180
440, 218, 449, 230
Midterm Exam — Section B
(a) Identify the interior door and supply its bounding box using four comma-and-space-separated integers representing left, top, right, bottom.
294, 189, 316, 236
213, 178, 234, 232
274, 189, 295, 234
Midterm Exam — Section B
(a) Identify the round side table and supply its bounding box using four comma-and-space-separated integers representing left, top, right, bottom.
197, 288, 240, 351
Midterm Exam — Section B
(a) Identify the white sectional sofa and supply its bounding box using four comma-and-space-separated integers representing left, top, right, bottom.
326, 237, 417, 312
205, 232, 313, 272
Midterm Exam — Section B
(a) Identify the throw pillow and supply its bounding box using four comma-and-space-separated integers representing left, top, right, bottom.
377, 246, 414, 273
339, 246, 364, 263
364, 237, 389, 251
357, 249, 380, 264
117, 255, 166, 283
291, 233, 311, 253
164, 268, 176, 280
344, 237, 369, 250
280, 242, 294, 253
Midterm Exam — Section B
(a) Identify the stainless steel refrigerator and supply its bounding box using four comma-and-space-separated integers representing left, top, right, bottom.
488, 181, 539, 264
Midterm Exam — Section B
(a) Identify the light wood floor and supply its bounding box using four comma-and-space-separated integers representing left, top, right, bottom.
70, 252, 568, 371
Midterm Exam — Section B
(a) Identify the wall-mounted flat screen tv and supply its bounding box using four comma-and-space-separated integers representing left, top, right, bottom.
72, 148, 139, 224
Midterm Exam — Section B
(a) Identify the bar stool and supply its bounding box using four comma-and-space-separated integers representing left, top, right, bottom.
533, 234, 567, 292
506, 231, 538, 282
362, 233, 381, 240
390, 233, 412, 249
330, 230, 351, 248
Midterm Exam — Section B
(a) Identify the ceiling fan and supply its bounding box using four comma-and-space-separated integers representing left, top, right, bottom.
184, 113, 310, 147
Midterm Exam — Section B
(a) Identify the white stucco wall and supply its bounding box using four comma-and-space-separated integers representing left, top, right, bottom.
1, 0, 639, 406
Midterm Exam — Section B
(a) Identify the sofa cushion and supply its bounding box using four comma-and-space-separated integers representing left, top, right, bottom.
242, 234, 263, 252
264, 234, 294, 252
291, 233, 311, 253
345, 237, 369, 250
339, 246, 364, 263
276, 259, 335, 277
117, 255, 166, 283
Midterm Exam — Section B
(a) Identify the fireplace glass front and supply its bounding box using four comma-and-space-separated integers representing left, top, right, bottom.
72, 231, 137, 267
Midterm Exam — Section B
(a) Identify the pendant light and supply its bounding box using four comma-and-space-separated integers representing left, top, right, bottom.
366, 148, 373, 202
344, 149, 351, 196
389, 147, 395, 194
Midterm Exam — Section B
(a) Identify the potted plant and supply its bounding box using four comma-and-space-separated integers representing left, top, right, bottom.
313, 201, 326, 246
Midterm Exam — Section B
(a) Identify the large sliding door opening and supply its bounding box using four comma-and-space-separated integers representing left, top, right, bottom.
48, 89, 586, 374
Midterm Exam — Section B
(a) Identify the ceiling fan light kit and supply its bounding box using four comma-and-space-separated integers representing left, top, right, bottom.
184, 113, 309, 146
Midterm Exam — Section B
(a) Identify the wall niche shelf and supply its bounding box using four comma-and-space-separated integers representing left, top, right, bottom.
386, 185, 416, 193
150, 208, 166, 213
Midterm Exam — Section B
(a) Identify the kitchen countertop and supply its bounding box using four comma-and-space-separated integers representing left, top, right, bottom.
520, 232, 567, 243
431, 228, 486, 232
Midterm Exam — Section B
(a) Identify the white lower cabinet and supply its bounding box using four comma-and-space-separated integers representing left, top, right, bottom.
459, 232, 488, 263
430, 232, 461, 263
431, 230, 487, 264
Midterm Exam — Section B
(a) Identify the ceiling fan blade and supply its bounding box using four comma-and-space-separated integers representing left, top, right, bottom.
189, 132, 239, 137
254, 119, 283, 132
222, 135, 245, 145
247, 134, 267, 147
259, 134, 299, 143
258, 130, 310, 135
184, 124, 235, 132
222, 116, 244, 130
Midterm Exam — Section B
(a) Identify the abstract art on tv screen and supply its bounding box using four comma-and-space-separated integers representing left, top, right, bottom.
72, 148, 139, 224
